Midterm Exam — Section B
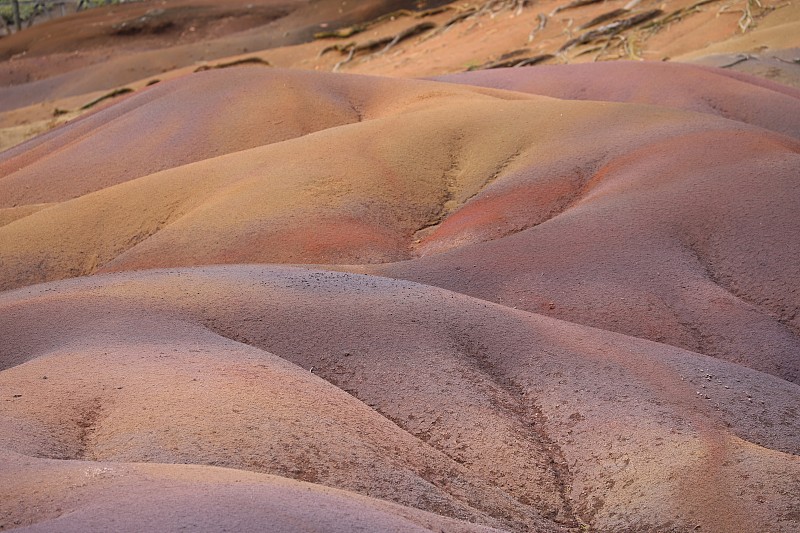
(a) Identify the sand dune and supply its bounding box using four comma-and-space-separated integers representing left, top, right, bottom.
0, 313, 546, 530
1, 1, 799, 531
1, 66, 798, 384
2, 450, 501, 533
0, 68, 531, 205
0, 0, 448, 108
432, 61, 800, 138
1, 0, 798, 156
1, 267, 798, 532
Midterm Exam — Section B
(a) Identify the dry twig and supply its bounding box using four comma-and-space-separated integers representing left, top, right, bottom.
470, 53, 554, 70
331, 22, 436, 70
738, 0, 761, 32
194, 57, 271, 72
551, 0, 604, 16
579, 9, 629, 30
422, 7, 477, 40
314, 10, 412, 39
528, 13, 548, 42
80, 88, 134, 110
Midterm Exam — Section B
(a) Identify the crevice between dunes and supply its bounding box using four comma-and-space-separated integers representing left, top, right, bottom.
198, 321, 570, 531
204, 320, 581, 527
684, 237, 800, 341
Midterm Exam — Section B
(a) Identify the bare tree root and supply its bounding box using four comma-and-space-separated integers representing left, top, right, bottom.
422, 7, 478, 40
80, 88, 134, 111
379, 22, 436, 54
471, 51, 554, 70
559, 9, 662, 52
640, 0, 720, 34
331, 22, 436, 71
528, 13, 548, 42
194, 57, 271, 72
579, 8, 629, 30
314, 10, 413, 39
551, 0, 604, 16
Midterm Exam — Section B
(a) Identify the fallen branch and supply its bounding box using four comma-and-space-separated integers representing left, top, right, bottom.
194, 57, 271, 72
474, 48, 529, 69
573, 44, 605, 57
464, 0, 530, 32
422, 7, 477, 40
379, 22, 436, 54
333, 47, 357, 72
641, 0, 719, 32
773, 56, 800, 65
718, 53, 753, 67
472, 53, 554, 70
319, 42, 356, 57
592, 35, 616, 61
738, 0, 761, 32
314, 26, 366, 39
80, 88, 134, 111
513, 54, 554, 67
332, 22, 436, 70
514, 0, 532, 16
560, 9, 662, 51
472, 0, 502, 19
415, 6, 453, 18
314, 9, 412, 39
551, 0, 604, 16
579, 8, 629, 30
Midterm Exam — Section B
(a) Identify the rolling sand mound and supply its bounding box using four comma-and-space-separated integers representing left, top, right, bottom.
1, 267, 798, 532
1, 66, 798, 385
1, 2, 799, 530
2, 451, 500, 533
0, 310, 545, 530
0, 68, 531, 205
432, 61, 800, 138
0, 0, 449, 112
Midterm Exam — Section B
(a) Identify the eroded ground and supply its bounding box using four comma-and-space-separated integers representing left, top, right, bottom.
1, 1, 799, 532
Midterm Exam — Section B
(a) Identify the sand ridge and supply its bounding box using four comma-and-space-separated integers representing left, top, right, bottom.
1, 66, 798, 384
1, 0, 799, 151
1, 266, 798, 531
1, 1, 799, 531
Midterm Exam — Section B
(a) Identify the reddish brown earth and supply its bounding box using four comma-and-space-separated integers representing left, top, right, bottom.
1, 1, 799, 532
2, 267, 799, 532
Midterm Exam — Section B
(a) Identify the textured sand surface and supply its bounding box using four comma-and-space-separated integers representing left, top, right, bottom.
2, 450, 501, 532
2, 0, 798, 151
2, 67, 798, 384
1, 1, 799, 532
2, 267, 799, 532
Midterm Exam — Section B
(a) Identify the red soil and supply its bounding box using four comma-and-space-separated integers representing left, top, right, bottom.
2, 267, 798, 531
1, 1, 799, 532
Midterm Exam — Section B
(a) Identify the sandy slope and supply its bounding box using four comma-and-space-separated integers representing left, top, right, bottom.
2, 0, 799, 152
1, 66, 798, 385
431, 61, 800, 138
1, 2, 800, 532
2, 451, 501, 533
1, 267, 798, 532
